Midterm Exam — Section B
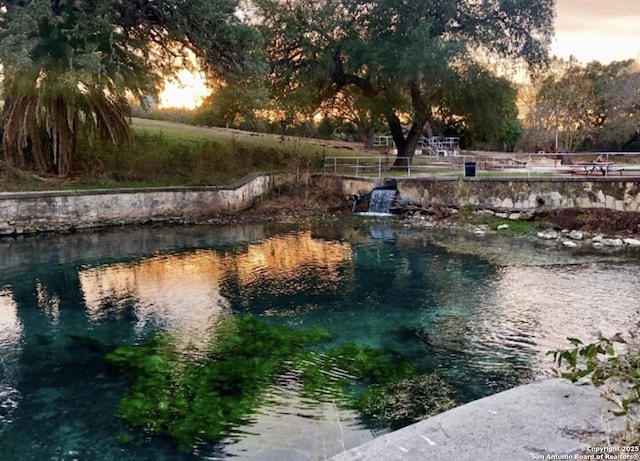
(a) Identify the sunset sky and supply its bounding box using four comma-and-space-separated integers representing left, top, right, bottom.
159, 1, 640, 109
553, 0, 640, 63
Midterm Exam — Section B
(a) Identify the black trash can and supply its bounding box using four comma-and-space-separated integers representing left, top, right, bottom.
464, 161, 476, 177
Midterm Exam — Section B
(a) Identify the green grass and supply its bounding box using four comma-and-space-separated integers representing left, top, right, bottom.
75, 121, 333, 188
2, 118, 354, 191
0, 118, 579, 191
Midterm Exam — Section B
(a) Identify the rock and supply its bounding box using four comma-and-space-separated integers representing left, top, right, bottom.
476, 210, 495, 216
537, 229, 558, 240
623, 238, 640, 246
562, 240, 578, 248
568, 230, 584, 240
497, 224, 510, 230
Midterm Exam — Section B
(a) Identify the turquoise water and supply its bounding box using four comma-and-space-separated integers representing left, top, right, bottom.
1, 222, 639, 460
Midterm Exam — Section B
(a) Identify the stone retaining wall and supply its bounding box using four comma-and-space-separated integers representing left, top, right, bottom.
315, 174, 640, 213
0, 173, 280, 235
3, 174, 639, 236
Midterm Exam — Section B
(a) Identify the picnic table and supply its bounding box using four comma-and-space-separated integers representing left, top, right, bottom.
572, 162, 616, 176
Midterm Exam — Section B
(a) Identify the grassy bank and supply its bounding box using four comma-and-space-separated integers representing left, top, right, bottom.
0, 118, 370, 192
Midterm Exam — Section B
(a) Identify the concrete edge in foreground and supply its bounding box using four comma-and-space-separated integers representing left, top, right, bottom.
330, 378, 623, 461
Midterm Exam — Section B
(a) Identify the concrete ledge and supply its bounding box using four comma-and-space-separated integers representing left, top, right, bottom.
330, 379, 621, 461
0, 172, 283, 235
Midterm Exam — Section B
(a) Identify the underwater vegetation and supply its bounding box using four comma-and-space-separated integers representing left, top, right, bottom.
105, 315, 456, 451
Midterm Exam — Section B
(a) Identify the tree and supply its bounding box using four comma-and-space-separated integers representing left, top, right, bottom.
536, 61, 601, 152
437, 66, 522, 150
319, 87, 387, 148
255, 0, 554, 165
193, 79, 270, 130
0, 0, 260, 176
587, 60, 640, 151
520, 58, 640, 153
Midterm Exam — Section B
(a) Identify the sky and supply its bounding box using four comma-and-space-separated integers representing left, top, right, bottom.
158, 0, 640, 109
553, 0, 640, 63
158, 69, 210, 110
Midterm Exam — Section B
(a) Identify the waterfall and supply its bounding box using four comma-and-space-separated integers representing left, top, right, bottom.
368, 188, 397, 214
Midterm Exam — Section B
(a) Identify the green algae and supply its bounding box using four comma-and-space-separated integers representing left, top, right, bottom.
105, 315, 333, 450
105, 315, 456, 451
296, 343, 455, 429
359, 374, 457, 429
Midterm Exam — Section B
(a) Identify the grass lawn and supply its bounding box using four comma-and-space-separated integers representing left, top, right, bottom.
0, 118, 376, 192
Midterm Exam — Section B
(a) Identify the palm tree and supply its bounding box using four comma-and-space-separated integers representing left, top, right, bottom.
0, 0, 259, 177
3, 75, 137, 177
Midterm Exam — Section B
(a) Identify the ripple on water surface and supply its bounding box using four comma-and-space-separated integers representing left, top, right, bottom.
0, 224, 639, 460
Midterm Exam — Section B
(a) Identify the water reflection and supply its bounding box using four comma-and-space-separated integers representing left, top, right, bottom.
1, 223, 640, 461
0, 290, 21, 427
230, 231, 352, 295
77, 231, 353, 355
369, 225, 396, 241
36, 281, 61, 325
80, 251, 230, 356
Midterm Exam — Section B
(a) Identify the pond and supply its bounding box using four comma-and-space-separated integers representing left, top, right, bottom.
1, 220, 639, 460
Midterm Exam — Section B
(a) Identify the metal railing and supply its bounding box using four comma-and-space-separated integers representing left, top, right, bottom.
323, 152, 640, 179
323, 155, 466, 177
371, 135, 461, 158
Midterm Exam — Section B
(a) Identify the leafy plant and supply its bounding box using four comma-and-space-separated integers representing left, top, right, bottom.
105, 315, 332, 451
106, 318, 457, 451
548, 331, 640, 445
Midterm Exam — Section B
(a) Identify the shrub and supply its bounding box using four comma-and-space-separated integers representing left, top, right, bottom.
548, 330, 640, 445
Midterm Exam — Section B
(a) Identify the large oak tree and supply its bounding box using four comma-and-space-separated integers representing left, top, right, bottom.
0, 0, 260, 176
255, 0, 554, 165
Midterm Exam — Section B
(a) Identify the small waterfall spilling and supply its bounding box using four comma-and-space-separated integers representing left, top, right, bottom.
351, 178, 398, 216
368, 188, 397, 214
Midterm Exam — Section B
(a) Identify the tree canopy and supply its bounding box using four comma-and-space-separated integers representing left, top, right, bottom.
519, 58, 640, 153
0, 0, 260, 176
255, 0, 555, 163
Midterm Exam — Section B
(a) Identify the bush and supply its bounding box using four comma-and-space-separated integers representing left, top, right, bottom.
536, 209, 640, 235
548, 330, 640, 445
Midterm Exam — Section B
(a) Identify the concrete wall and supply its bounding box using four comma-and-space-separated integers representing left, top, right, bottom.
3, 173, 639, 236
0, 173, 279, 235
315, 174, 640, 213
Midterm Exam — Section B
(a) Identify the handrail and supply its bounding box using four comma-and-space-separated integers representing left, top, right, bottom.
323, 152, 640, 178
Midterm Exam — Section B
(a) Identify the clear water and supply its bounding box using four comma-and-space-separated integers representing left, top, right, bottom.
1, 221, 639, 461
